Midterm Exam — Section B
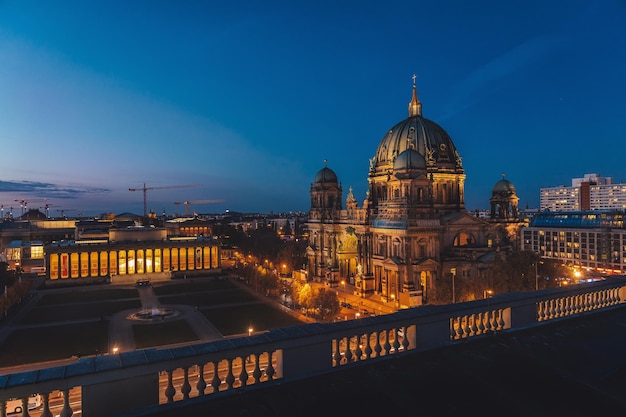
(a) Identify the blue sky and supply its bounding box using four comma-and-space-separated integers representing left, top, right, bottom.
1, 1, 625, 217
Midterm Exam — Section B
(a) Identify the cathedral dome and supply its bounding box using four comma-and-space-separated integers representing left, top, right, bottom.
371, 81, 462, 174
393, 147, 426, 179
314, 165, 338, 184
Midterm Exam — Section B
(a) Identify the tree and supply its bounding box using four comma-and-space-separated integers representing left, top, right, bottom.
313, 288, 340, 321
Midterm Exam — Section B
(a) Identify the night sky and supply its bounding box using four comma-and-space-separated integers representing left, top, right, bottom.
1, 1, 625, 217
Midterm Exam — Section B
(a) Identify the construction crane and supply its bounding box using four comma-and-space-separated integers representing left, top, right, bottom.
55, 209, 77, 218
174, 199, 224, 216
129, 183, 201, 217
13, 198, 47, 216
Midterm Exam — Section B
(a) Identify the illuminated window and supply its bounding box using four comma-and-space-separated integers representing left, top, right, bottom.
30, 246, 44, 259
128, 250, 136, 274
109, 251, 118, 275
81, 252, 89, 277
118, 251, 127, 275
50, 254, 59, 280
71, 253, 79, 278
90, 252, 98, 276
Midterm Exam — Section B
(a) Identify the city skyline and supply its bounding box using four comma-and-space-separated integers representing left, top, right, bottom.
1, 1, 625, 217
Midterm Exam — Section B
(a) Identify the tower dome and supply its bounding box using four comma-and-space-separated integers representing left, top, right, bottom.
393, 146, 426, 179
314, 163, 338, 184
490, 173, 519, 220
492, 177, 516, 194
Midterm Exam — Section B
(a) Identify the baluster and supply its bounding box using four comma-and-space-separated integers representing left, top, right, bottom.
470, 314, 478, 336
333, 339, 342, 366
573, 294, 582, 314
211, 362, 221, 393
462, 315, 471, 338
40, 393, 53, 417
239, 356, 249, 387
165, 370, 176, 402
364, 331, 373, 359
454, 316, 463, 339
556, 298, 564, 317
401, 326, 410, 351
383, 330, 392, 355
355, 334, 363, 361
548, 299, 554, 320
476, 312, 485, 335
181, 367, 191, 400
484, 310, 492, 333
497, 309, 506, 330
344, 336, 353, 363
196, 363, 207, 396
566, 296, 574, 316
59, 389, 73, 417
535, 301, 542, 322
374, 331, 383, 357
252, 353, 263, 383
19, 396, 31, 417
392, 329, 401, 353
266, 351, 276, 380
225, 359, 236, 389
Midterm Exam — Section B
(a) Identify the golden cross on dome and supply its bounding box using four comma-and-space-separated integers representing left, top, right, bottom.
412, 74, 417, 86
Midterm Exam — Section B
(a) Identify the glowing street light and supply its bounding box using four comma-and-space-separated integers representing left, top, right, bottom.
484, 289, 493, 299
341, 280, 346, 303
248, 326, 253, 336
112, 346, 119, 355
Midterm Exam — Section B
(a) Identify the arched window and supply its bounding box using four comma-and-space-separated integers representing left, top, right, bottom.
454, 232, 475, 247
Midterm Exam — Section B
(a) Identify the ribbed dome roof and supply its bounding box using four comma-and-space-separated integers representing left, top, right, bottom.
371, 81, 461, 174
373, 116, 459, 172
393, 147, 426, 179
493, 177, 516, 193
314, 166, 338, 184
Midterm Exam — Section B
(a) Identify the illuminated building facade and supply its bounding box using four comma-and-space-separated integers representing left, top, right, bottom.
306, 79, 518, 306
521, 210, 626, 273
46, 235, 220, 283
540, 173, 626, 211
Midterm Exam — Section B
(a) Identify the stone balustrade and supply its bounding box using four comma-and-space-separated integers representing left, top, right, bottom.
2, 277, 626, 417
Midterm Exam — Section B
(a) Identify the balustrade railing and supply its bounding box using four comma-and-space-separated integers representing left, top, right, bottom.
1, 278, 625, 417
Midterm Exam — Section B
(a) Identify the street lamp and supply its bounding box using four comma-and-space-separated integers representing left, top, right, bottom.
484, 289, 493, 299
112, 346, 119, 355
248, 326, 253, 336
341, 280, 346, 303
450, 268, 457, 304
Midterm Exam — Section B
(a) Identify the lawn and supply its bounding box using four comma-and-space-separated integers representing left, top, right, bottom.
21, 299, 142, 325
36, 288, 140, 306
0, 321, 109, 367
202, 303, 302, 336
0, 278, 306, 368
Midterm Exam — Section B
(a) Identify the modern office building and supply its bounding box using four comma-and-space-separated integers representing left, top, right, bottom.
521, 209, 626, 274
306, 79, 523, 306
540, 173, 626, 211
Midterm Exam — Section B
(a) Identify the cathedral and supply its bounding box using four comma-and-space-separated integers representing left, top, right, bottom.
305, 78, 521, 306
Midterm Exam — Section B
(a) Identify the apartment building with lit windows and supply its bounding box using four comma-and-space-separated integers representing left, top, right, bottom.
541, 173, 626, 211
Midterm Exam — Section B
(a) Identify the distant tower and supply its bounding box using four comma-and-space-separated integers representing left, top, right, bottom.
490, 173, 519, 220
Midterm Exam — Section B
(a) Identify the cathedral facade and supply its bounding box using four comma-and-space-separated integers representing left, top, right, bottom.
306, 79, 519, 306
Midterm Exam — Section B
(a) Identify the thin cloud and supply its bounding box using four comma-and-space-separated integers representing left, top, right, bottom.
0, 180, 109, 199
439, 35, 564, 121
